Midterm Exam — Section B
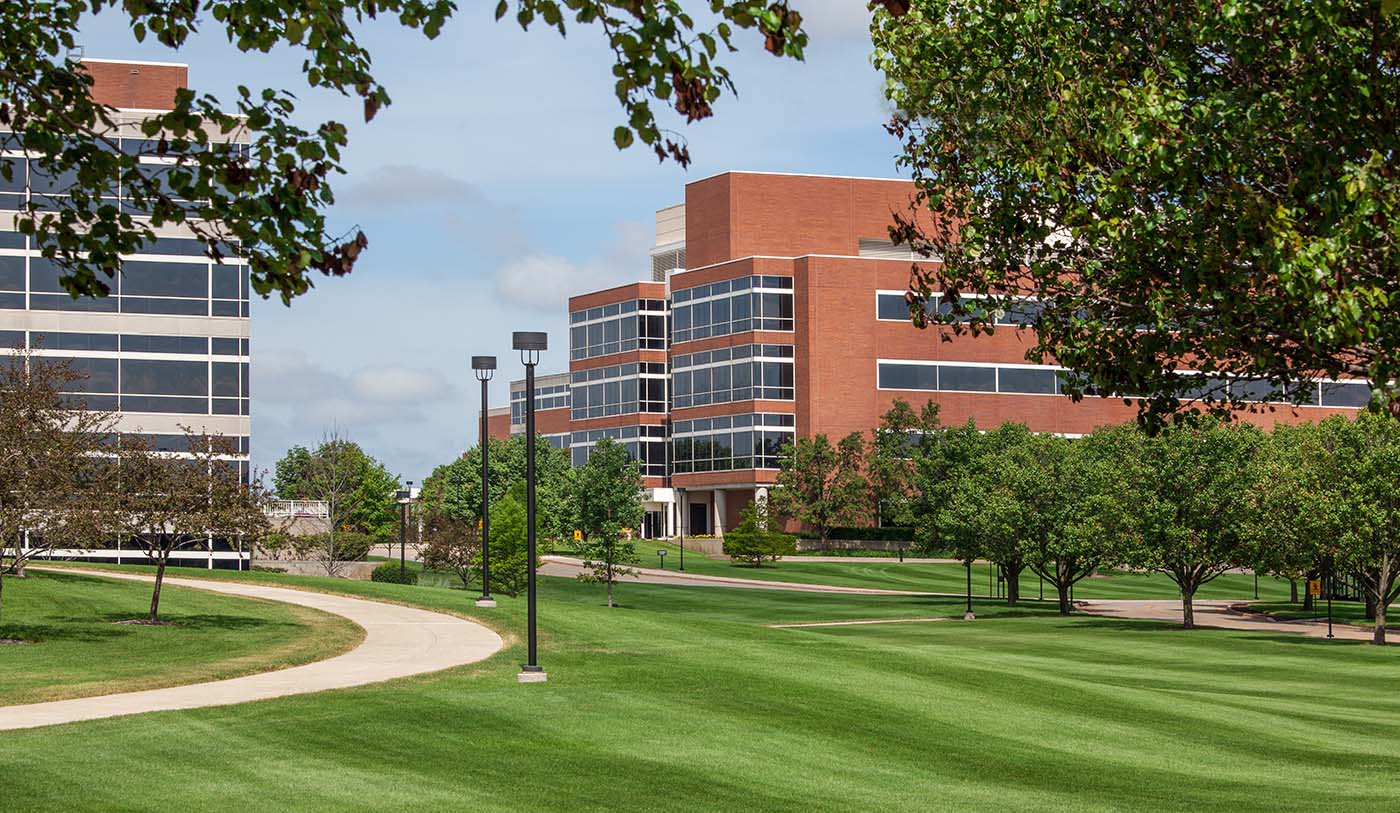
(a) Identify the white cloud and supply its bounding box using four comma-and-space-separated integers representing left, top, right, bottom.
352, 366, 451, 403
336, 164, 486, 208
494, 221, 652, 311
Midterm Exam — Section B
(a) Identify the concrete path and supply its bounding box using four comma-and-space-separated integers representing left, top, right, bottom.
1080, 599, 1375, 641
2, 569, 504, 731
540, 555, 945, 596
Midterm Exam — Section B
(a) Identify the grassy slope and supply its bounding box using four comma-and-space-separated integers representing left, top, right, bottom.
6, 565, 1400, 811
612, 539, 1292, 600
0, 570, 363, 706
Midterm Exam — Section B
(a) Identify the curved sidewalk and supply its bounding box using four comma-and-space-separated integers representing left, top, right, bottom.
2, 569, 504, 731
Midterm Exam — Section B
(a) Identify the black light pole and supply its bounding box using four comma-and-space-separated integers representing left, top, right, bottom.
514, 331, 548, 683
473, 355, 497, 609
1327, 573, 1335, 639
964, 559, 974, 620
676, 486, 686, 572
396, 482, 413, 579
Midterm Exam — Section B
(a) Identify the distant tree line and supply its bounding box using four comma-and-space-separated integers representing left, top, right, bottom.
774, 399, 1400, 644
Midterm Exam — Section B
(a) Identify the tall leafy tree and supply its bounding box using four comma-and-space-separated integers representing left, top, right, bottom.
941, 423, 1037, 604
909, 417, 986, 557
572, 438, 643, 608
5, 0, 808, 302
274, 435, 400, 547
273, 445, 313, 499
865, 398, 936, 528
873, 0, 1400, 426
770, 432, 869, 546
1118, 420, 1265, 628
419, 435, 575, 542
722, 496, 797, 567
1024, 428, 1130, 614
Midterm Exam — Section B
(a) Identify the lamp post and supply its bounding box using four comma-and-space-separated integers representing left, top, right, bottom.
963, 559, 975, 620
676, 486, 686, 572
396, 482, 413, 580
472, 355, 497, 609
513, 331, 548, 683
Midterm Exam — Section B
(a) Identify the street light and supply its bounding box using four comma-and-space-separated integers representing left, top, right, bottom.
676, 486, 686, 572
472, 355, 498, 609
396, 482, 413, 580
964, 559, 975, 620
513, 330, 548, 684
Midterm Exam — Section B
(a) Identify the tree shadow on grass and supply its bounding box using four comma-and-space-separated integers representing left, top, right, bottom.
16, 615, 295, 640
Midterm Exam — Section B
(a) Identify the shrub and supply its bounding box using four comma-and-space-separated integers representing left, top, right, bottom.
291, 530, 375, 562
371, 561, 418, 585
798, 526, 914, 542
723, 498, 797, 566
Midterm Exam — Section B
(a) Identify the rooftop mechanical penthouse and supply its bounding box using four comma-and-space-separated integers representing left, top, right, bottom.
491, 171, 1370, 539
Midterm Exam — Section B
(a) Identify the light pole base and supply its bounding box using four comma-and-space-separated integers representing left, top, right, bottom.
517, 667, 548, 683
963, 611, 976, 621
475, 598, 497, 608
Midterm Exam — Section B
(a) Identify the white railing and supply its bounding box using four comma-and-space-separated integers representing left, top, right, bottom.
266, 500, 330, 518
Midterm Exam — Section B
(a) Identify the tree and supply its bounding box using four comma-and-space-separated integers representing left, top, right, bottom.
275, 434, 401, 556
1285, 413, 1400, 644
571, 438, 643, 608
1024, 429, 1130, 615
420, 513, 481, 592
0, 347, 116, 626
770, 432, 869, 546
484, 488, 535, 598
107, 431, 272, 622
865, 398, 936, 528
296, 432, 383, 576
419, 435, 575, 542
722, 496, 797, 567
273, 445, 313, 499
1247, 422, 1340, 608
1118, 420, 1265, 628
6, 0, 808, 304
940, 423, 1037, 605
873, 0, 1400, 427
908, 416, 986, 557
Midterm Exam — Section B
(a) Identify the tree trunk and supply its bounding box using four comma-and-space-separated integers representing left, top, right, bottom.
606, 557, 614, 608
1289, 580, 1298, 604
1181, 588, 1195, 629
1056, 582, 1071, 615
1006, 569, 1019, 606
149, 556, 168, 622
1374, 600, 1387, 645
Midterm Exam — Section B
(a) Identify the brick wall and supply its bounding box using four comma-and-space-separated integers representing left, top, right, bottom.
81, 60, 187, 110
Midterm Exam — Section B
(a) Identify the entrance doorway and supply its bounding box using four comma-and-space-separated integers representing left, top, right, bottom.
688, 501, 709, 536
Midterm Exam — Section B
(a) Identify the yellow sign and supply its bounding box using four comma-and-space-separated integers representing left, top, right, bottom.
477, 519, 483, 531
1307, 579, 1322, 597
573, 529, 583, 542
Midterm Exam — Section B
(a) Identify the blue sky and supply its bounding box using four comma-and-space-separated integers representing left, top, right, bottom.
79, 2, 907, 483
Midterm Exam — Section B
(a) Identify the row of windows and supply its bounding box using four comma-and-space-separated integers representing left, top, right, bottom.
672, 429, 794, 473
876, 361, 1373, 408
0, 231, 232, 258
569, 425, 668, 477
672, 344, 794, 369
0, 132, 250, 158
671, 275, 792, 303
0, 153, 245, 215
117, 433, 252, 455
671, 289, 794, 344
571, 362, 667, 383
570, 298, 667, 323
510, 383, 570, 421
1, 292, 249, 317
876, 292, 1041, 326
571, 374, 667, 420
0, 256, 248, 301
673, 359, 794, 408
0, 331, 247, 356
672, 413, 796, 436
569, 311, 667, 360
65, 393, 250, 415
60, 358, 248, 398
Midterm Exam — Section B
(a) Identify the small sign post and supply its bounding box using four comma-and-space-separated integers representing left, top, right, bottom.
573, 529, 582, 543
657, 549, 667, 569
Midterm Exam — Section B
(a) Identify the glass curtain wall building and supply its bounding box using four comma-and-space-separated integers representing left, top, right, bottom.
2, 59, 252, 568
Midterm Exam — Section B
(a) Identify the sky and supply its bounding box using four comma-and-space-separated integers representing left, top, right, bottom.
78, 1, 908, 484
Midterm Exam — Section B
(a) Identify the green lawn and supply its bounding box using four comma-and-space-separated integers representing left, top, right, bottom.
1248, 600, 1398, 629
618, 539, 1291, 600
0, 570, 363, 706
5, 564, 1400, 810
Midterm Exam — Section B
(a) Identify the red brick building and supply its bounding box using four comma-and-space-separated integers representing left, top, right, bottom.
493, 171, 1369, 538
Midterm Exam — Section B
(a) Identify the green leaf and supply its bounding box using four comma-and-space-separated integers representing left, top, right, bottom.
613, 126, 634, 149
